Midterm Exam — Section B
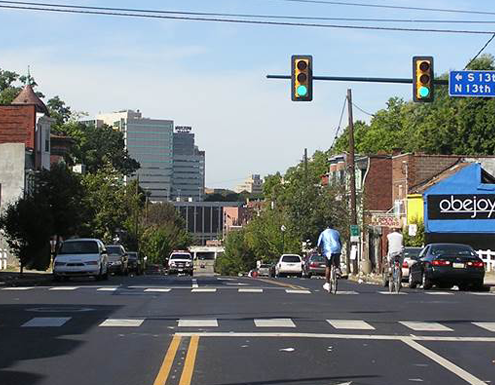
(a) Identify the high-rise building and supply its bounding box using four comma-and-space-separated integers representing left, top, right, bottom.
235, 174, 263, 194
96, 110, 174, 202
172, 126, 205, 202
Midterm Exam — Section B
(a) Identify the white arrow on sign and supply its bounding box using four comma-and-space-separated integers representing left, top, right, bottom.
455, 73, 463, 81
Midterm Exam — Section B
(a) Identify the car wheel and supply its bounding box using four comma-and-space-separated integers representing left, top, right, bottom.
307, 272, 312, 279
53, 274, 61, 282
458, 283, 470, 291
422, 273, 433, 290
408, 273, 417, 289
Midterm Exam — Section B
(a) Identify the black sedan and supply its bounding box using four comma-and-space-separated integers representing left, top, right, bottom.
408, 243, 485, 291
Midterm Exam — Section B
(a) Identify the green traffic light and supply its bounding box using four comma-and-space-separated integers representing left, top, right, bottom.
419, 86, 430, 98
297, 85, 308, 97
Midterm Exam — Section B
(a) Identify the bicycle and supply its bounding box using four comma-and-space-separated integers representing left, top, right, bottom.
329, 263, 339, 294
388, 253, 402, 294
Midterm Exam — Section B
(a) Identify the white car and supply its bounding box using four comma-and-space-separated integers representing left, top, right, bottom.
275, 254, 303, 277
53, 238, 109, 281
168, 251, 194, 276
402, 247, 423, 281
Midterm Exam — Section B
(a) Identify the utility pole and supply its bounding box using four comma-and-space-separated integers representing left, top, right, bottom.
135, 175, 139, 254
304, 148, 308, 181
347, 89, 358, 274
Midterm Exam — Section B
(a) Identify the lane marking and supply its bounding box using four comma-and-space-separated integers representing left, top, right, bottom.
99, 318, 145, 327
402, 338, 487, 385
144, 288, 171, 292
285, 289, 311, 294
22, 317, 71, 327
49, 287, 78, 291
257, 278, 306, 291
238, 288, 263, 293
179, 335, 199, 385
327, 320, 375, 330
400, 321, 452, 332
335, 291, 358, 295
175, 331, 495, 342
191, 288, 216, 293
97, 287, 118, 291
472, 322, 495, 332
152, 335, 181, 385
379, 291, 407, 295
2, 287, 34, 290
192, 279, 198, 289
254, 318, 296, 328
469, 292, 495, 296
425, 292, 454, 296
179, 319, 218, 327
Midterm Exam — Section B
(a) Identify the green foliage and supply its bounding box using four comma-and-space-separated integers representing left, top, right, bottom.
403, 218, 425, 247
216, 229, 255, 276
47, 96, 72, 131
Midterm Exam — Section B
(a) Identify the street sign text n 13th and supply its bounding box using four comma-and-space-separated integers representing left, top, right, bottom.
449, 70, 495, 98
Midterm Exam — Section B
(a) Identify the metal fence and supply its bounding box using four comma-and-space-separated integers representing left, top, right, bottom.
477, 250, 495, 272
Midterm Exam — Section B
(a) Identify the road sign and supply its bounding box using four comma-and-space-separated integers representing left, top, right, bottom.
449, 70, 495, 97
350, 225, 359, 242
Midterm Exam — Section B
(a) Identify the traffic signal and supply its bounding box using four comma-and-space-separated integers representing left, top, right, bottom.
413, 56, 434, 102
291, 55, 313, 101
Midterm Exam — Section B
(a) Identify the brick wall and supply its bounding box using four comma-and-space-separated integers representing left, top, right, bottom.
0, 105, 36, 149
364, 156, 392, 211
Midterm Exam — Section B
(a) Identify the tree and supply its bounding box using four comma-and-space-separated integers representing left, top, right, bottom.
0, 68, 44, 104
47, 96, 72, 131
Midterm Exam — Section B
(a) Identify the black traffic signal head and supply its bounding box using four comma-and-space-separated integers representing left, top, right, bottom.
413, 56, 434, 102
291, 55, 313, 101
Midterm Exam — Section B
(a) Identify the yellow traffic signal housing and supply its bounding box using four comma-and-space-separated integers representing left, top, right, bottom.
291, 55, 313, 101
413, 56, 434, 102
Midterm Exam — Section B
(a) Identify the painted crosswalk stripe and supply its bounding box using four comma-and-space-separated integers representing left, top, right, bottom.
22, 317, 71, 327
49, 287, 78, 291
99, 318, 145, 327
425, 292, 454, 296
469, 292, 495, 296
254, 318, 296, 328
379, 291, 407, 295
285, 289, 311, 294
2, 287, 34, 290
97, 287, 118, 291
472, 322, 495, 332
144, 288, 171, 292
400, 321, 452, 332
238, 289, 263, 293
192, 279, 199, 289
178, 319, 218, 327
327, 320, 375, 330
336, 291, 358, 295
191, 288, 216, 293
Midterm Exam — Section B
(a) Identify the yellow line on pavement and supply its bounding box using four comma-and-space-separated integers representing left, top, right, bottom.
257, 278, 305, 290
179, 335, 200, 385
153, 335, 181, 385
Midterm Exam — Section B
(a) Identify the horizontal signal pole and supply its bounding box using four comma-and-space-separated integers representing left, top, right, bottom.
267, 74, 448, 85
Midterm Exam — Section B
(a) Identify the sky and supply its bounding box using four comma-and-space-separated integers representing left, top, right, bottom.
1, 0, 494, 189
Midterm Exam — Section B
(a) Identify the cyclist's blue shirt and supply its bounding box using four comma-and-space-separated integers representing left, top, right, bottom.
317, 228, 342, 255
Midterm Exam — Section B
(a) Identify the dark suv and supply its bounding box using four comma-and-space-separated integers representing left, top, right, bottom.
127, 251, 143, 275
106, 245, 128, 275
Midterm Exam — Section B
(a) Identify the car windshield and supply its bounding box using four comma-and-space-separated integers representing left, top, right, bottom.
404, 248, 422, 259
282, 255, 301, 263
170, 254, 192, 260
127, 252, 138, 260
106, 246, 123, 255
430, 245, 477, 258
259, 264, 271, 268
59, 241, 99, 254
310, 255, 325, 262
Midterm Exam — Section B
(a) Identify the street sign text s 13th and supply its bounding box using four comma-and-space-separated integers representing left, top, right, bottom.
449, 70, 495, 98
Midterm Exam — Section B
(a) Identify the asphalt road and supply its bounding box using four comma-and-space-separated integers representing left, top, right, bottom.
0, 273, 494, 385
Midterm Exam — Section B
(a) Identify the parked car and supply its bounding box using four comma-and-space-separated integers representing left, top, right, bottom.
275, 254, 303, 278
402, 247, 423, 281
106, 244, 129, 275
302, 254, 326, 278
53, 238, 108, 281
257, 263, 273, 277
168, 251, 194, 276
409, 243, 485, 291
127, 251, 143, 275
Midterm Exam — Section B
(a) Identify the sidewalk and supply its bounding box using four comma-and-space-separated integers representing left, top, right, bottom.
0, 269, 52, 287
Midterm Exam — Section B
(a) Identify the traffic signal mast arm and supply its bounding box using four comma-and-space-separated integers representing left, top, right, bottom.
268, 74, 448, 85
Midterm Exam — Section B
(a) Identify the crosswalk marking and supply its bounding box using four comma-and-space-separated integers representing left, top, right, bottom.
97, 287, 118, 291
327, 320, 375, 330
400, 321, 453, 332
238, 289, 263, 293
178, 319, 218, 327
99, 318, 145, 327
336, 291, 359, 295
285, 289, 311, 294
379, 291, 407, 295
22, 317, 71, 327
49, 287, 78, 291
191, 288, 217, 293
469, 292, 495, 296
425, 292, 454, 296
472, 322, 495, 332
144, 288, 171, 292
2, 287, 34, 290
254, 318, 296, 328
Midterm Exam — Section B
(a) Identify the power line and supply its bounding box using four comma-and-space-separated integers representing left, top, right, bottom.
2, 1, 495, 24
465, 34, 495, 70
351, 101, 374, 117
0, 3, 494, 35
263, 0, 495, 17
330, 97, 347, 150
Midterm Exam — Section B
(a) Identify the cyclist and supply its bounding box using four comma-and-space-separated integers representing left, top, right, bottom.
386, 227, 404, 281
317, 223, 342, 292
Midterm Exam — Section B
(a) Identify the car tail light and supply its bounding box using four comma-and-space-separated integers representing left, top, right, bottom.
310, 262, 319, 267
467, 261, 484, 268
432, 260, 451, 266
402, 261, 408, 268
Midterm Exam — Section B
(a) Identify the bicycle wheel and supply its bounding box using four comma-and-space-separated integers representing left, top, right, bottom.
330, 266, 338, 294
394, 266, 401, 293
388, 269, 394, 293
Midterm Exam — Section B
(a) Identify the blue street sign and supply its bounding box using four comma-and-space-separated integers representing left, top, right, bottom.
449, 70, 495, 97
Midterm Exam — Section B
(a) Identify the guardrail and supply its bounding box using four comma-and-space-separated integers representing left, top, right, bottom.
478, 250, 495, 272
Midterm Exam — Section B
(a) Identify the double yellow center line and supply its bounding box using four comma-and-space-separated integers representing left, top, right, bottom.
153, 335, 200, 385
257, 278, 306, 290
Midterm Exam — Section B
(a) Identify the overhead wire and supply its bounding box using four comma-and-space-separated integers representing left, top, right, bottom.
0, 3, 494, 35
464, 34, 495, 70
351, 101, 374, 117
330, 97, 348, 151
